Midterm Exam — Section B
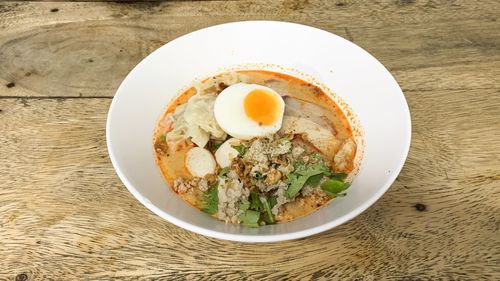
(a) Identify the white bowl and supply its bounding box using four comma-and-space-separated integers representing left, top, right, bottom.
106, 21, 411, 242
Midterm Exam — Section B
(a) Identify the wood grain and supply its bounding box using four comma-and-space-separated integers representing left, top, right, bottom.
0, 96, 498, 279
1, 1, 499, 97
0, 0, 499, 280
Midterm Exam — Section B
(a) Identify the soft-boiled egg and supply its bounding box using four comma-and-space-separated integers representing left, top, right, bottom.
185, 147, 216, 177
215, 138, 241, 168
214, 83, 285, 139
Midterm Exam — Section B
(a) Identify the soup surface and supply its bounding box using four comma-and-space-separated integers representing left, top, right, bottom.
154, 70, 357, 226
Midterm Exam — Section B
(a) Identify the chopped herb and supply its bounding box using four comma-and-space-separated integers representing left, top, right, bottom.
286, 160, 330, 198
292, 160, 306, 170
293, 160, 329, 176
254, 171, 266, 180
241, 194, 278, 226
202, 184, 218, 215
218, 167, 230, 178
331, 172, 348, 181
239, 199, 250, 212
268, 196, 277, 210
160, 135, 166, 142
306, 173, 323, 187
232, 144, 248, 156
321, 179, 349, 197
238, 210, 260, 227
249, 192, 264, 211
286, 173, 310, 198
260, 196, 274, 224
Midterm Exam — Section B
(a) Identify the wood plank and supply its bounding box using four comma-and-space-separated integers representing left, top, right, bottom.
1, 1, 499, 279
0, 89, 498, 279
1, 1, 499, 97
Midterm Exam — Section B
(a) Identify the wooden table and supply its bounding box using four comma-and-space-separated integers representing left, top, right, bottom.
1, 1, 499, 279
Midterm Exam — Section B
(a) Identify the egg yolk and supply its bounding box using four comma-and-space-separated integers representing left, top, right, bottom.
244, 89, 279, 126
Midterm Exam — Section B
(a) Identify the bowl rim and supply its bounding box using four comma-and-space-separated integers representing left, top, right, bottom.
106, 20, 412, 242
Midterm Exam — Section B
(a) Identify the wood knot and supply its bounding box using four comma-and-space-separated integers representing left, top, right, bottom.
16, 273, 28, 281
415, 203, 426, 212
50, 8, 59, 12
6, 82, 15, 88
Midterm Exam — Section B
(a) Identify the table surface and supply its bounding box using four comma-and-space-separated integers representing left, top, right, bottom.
1, 1, 499, 280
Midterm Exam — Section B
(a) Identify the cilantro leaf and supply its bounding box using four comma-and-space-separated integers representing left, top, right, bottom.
286, 173, 310, 198
268, 196, 277, 210
232, 144, 247, 156
239, 210, 260, 227
321, 179, 349, 197
331, 173, 348, 181
160, 135, 166, 142
286, 160, 330, 198
249, 192, 264, 211
260, 196, 274, 224
293, 161, 329, 177
310, 152, 324, 163
306, 173, 323, 187
218, 167, 230, 178
202, 184, 218, 215
246, 193, 276, 225
239, 199, 250, 212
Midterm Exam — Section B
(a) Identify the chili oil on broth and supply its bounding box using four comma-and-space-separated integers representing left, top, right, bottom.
154, 70, 357, 222
239, 70, 354, 144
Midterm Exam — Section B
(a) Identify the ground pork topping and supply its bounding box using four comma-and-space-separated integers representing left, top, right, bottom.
172, 134, 352, 227
216, 175, 250, 223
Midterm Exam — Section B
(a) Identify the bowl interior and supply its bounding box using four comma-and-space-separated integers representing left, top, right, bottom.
106, 21, 411, 242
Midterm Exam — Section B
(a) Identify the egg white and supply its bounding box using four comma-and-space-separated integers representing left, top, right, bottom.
213, 83, 285, 139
